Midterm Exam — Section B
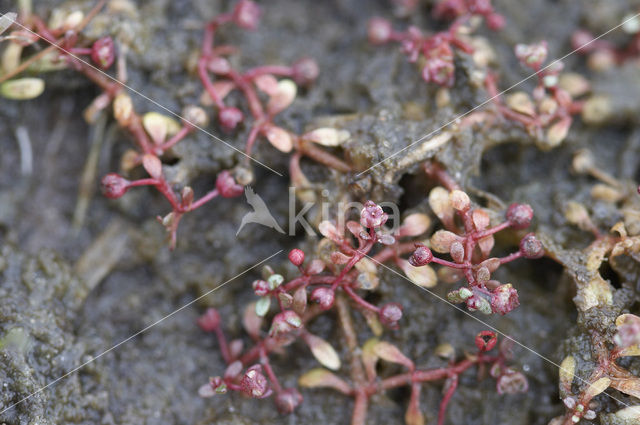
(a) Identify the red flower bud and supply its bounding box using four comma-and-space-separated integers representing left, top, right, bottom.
91, 36, 115, 69
379, 303, 403, 329
218, 106, 244, 131
409, 245, 433, 266
505, 203, 534, 229
241, 365, 270, 398
310, 287, 335, 310
101, 173, 130, 199
519, 233, 544, 259
367, 18, 393, 45
291, 58, 319, 86
197, 308, 221, 332
269, 310, 302, 338
216, 170, 244, 198
288, 249, 305, 267
360, 200, 388, 228
422, 57, 455, 87
486, 13, 505, 30
275, 388, 303, 413
232, 0, 261, 30
490, 284, 519, 315
252, 279, 270, 297
475, 330, 497, 352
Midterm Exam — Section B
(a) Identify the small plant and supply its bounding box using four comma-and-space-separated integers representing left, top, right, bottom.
196, 0, 352, 177
483, 41, 586, 150
198, 200, 531, 423
299, 329, 527, 425
367, 0, 504, 87
409, 162, 544, 315
550, 314, 640, 425
0, 0, 354, 248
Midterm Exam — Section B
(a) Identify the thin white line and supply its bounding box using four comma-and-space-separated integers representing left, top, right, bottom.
0, 250, 282, 415
356, 12, 640, 177
366, 254, 633, 410
0, 12, 283, 177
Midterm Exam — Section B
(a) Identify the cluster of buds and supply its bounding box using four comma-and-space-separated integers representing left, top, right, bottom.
0, 3, 248, 249
571, 12, 640, 70
484, 40, 587, 150
197, 0, 353, 181
101, 150, 244, 249
367, 0, 503, 87
197, 1, 321, 154
408, 164, 544, 315
551, 315, 640, 425
101, 93, 244, 249
0, 6, 116, 101
298, 330, 527, 425
197, 201, 436, 414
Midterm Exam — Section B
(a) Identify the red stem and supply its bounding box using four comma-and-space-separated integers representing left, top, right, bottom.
438, 375, 459, 425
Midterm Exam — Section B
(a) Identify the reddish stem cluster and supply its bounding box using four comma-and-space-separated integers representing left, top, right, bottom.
198, 1, 316, 152
196, 1, 352, 178
408, 163, 544, 315
3, 2, 249, 249
484, 41, 584, 146
367, 0, 503, 87
198, 201, 529, 423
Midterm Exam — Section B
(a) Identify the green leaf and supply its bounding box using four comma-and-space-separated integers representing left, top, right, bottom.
255, 296, 271, 317
1, 78, 45, 100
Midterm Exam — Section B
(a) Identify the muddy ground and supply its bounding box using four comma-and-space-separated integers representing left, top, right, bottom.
1, 0, 640, 424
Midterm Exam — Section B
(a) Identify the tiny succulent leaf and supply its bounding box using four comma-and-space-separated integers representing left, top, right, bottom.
255, 296, 271, 317
304, 333, 341, 370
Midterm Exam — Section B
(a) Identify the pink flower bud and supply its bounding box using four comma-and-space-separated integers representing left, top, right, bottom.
409, 245, 433, 266
218, 106, 244, 131
288, 248, 305, 267
241, 365, 270, 398
197, 308, 221, 332
422, 57, 455, 87
367, 18, 393, 45
101, 173, 130, 199
475, 330, 497, 352
505, 203, 534, 229
571, 30, 597, 53
496, 370, 529, 394
379, 303, 403, 329
252, 279, 270, 297
269, 310, 302, 338
91, 37, 115, 69
216, 170, 244, 198
519, 233, 544, 259
515, 41, 548, 70
275, 388, 303, 413
486, 13, 505, 30
360, 200, 388, 228
291, 58, 319, 86
310, 287, 335, 310
490, 284, 519, 315
232, 0, 260, 30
